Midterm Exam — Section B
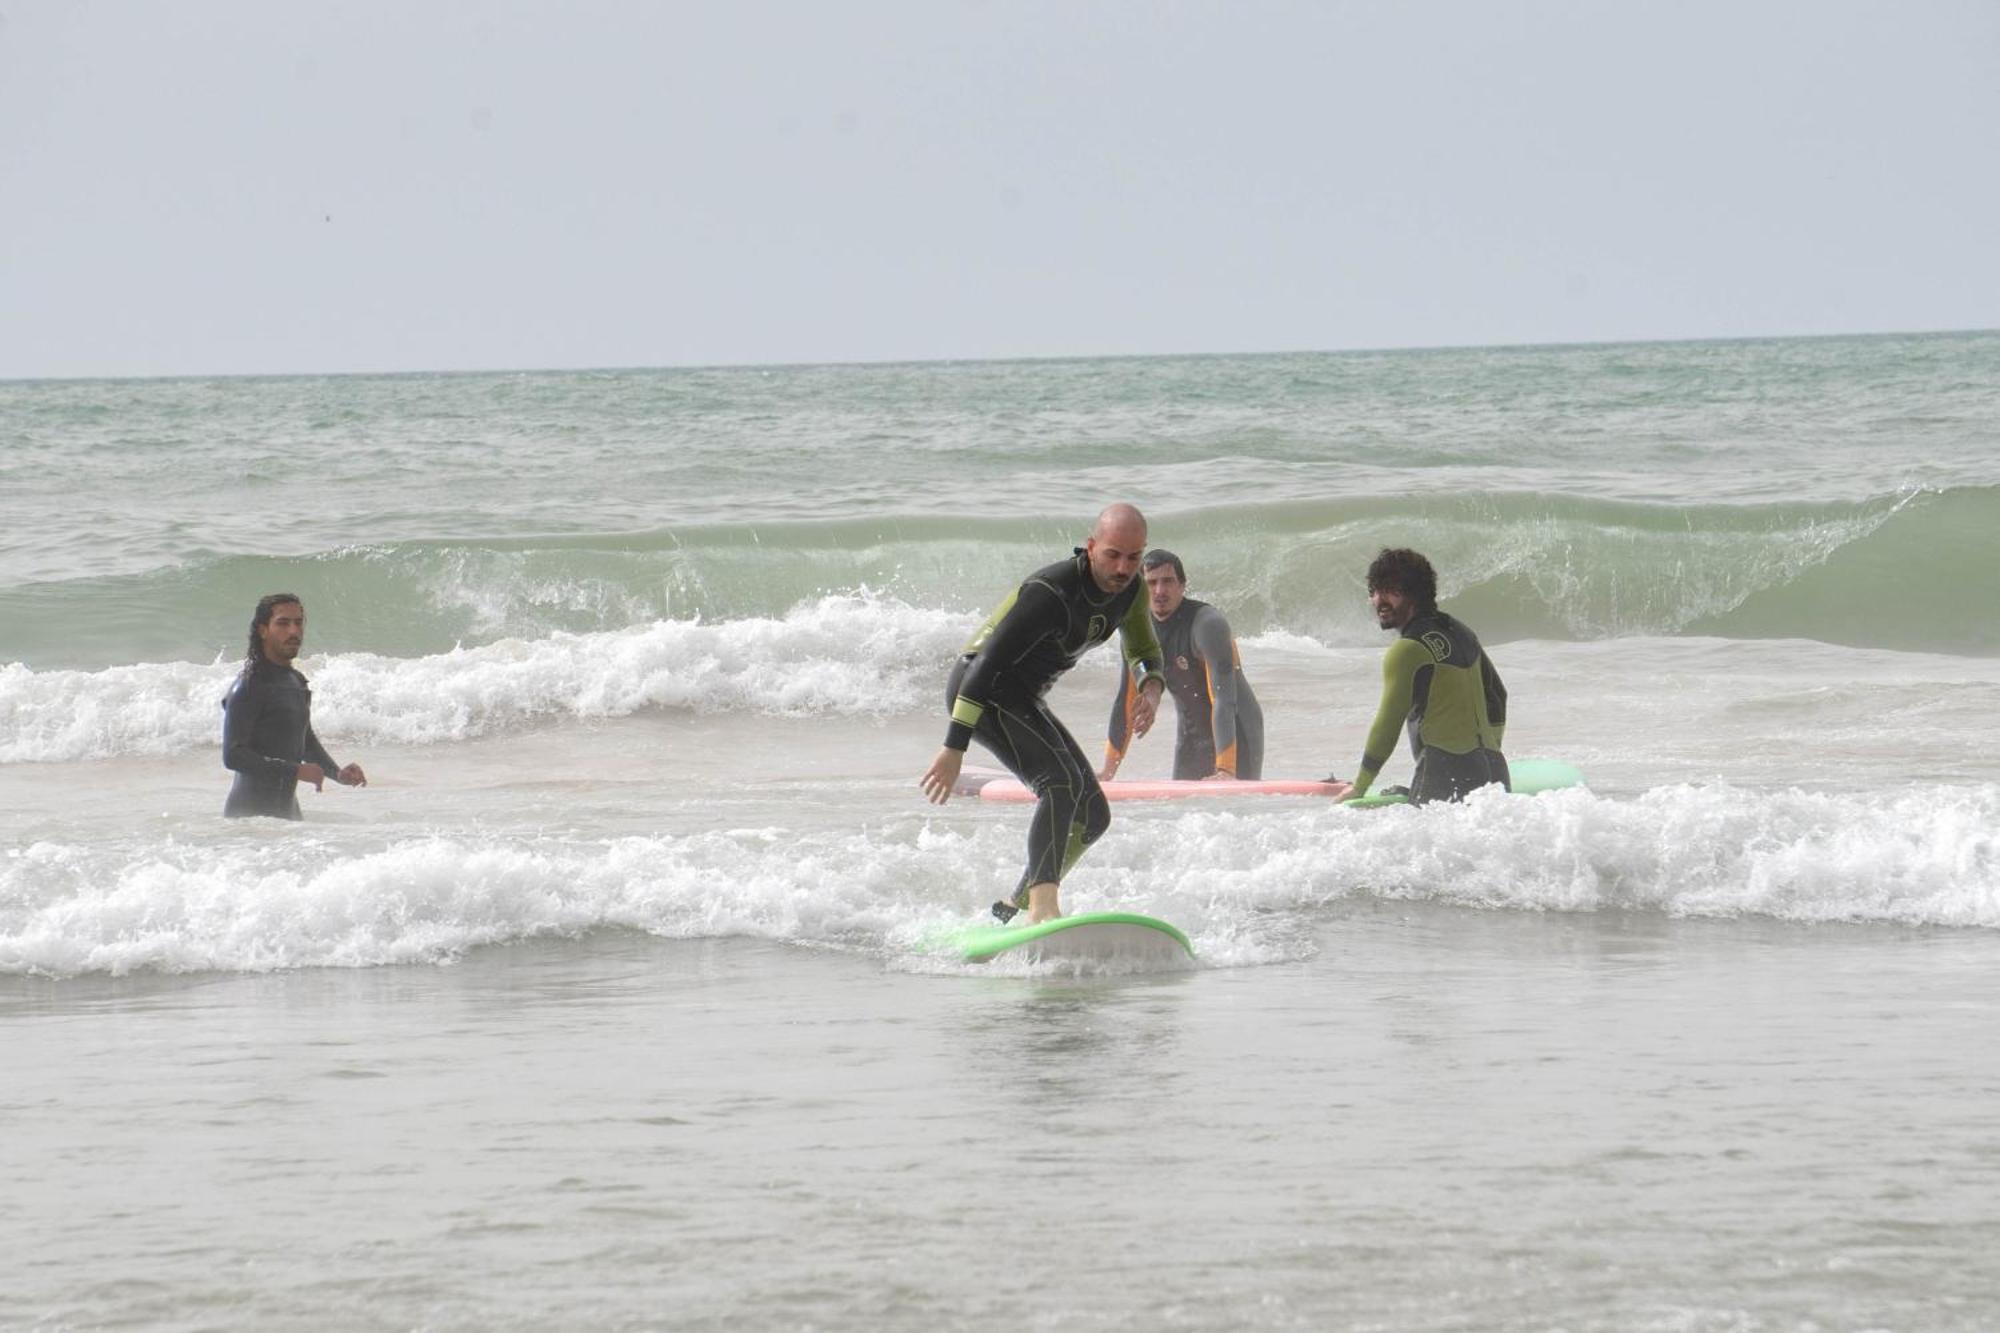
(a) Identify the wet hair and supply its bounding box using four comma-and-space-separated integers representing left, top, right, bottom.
1142, 549, 1186, 583
1366, 548, 1437, 611
244, 593, 303, 671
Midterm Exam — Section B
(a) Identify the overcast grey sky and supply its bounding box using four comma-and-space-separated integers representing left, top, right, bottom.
2, 1, 1995, 379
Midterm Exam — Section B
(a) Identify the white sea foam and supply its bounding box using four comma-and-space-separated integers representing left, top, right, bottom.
1114, 782, 2000, 938
6, 784, 1995, 978
0, 594, 970, 763
0, 825, 942, 978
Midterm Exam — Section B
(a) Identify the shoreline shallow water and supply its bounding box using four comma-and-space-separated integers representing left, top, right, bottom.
9, 908, 1999, 1331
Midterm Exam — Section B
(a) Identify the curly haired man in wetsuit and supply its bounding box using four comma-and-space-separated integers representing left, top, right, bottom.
1334, 548, 1509, 805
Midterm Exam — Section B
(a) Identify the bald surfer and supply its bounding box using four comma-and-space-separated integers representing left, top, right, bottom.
920, 504, 1166, 924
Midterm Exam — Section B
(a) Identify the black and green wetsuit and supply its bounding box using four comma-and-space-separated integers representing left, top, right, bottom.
1105, 597, 1264, 779
944, 550, 1164, 903
1351, 608, 1508, 805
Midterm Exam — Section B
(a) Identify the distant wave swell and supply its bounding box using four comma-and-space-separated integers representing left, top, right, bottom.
2, 485, 1995, 672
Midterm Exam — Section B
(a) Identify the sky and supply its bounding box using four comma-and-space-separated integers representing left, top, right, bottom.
2, 0, 1996, 379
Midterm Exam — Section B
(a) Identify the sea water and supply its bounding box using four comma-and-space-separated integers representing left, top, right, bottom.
4, 334, 1999, 1330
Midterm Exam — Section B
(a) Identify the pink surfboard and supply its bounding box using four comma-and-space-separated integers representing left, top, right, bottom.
950, 759, 1580, 806
964, 776, 1350, 803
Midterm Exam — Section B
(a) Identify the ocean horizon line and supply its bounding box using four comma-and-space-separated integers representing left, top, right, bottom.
4, 323, 1994, 389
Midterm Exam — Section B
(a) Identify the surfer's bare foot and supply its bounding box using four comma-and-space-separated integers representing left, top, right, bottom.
1026, 882, 1062, 923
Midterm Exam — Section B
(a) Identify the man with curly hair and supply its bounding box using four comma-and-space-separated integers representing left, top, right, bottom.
1333, 548, 1509, 805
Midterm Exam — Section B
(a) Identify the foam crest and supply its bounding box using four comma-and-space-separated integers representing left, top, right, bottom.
1100, 783, 2000, 935
7, 785, 1996, 978
0, 823, 948, 978
0, 659, 237, 764
0, 594, 967, 763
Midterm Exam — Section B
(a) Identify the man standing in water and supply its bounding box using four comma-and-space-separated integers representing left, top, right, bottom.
1332, 548, 1508, 804
919, 504, 1166, 924
1099, 549, 1264, 782
221, 593, 367, 818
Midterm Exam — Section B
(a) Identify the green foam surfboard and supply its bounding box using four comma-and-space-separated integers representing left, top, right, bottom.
1343, 756, 1585, 808
943, 911, 1195, 965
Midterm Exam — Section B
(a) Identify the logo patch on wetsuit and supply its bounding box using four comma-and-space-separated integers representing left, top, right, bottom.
1086, 614, 1109, 642
1175, 655, 1190, 671
1421, 630, 1453, 662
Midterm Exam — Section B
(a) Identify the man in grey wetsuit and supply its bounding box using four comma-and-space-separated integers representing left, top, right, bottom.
1100, 550, 1264, 781
221, 593, 367, 818
919, 504, 1167, 924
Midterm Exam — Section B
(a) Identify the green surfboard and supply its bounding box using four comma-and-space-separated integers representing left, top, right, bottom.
1343, 756, 1585, 808
945, 911, 1195, 965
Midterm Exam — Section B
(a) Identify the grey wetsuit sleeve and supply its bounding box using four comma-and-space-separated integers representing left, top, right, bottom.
1192, 606, 1243, 769
303, 724, 339, 775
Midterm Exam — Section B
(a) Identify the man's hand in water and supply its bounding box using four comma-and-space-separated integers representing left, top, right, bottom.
1129, 679, 1165, 737
298, 762, 326, 791
920, 748, 964, 805
334, 763, 368, 787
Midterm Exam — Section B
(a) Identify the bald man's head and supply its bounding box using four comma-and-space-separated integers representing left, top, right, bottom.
1084, 504, 1149, 594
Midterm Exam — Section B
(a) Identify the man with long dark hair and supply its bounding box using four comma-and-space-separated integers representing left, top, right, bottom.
221, 593, 367, 818
1333, 548, 1509, 804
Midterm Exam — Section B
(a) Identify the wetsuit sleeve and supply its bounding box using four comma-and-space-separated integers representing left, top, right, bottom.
1482, 652, 1508, 750
943, 582, 1062, 751
221, 675, 294, 782
1192, 607, 1243, 776
1105, 667, 1136, 767
303, 724, 339, 775
1118, 593, 1165, 690
1351, 638, 1428, 798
